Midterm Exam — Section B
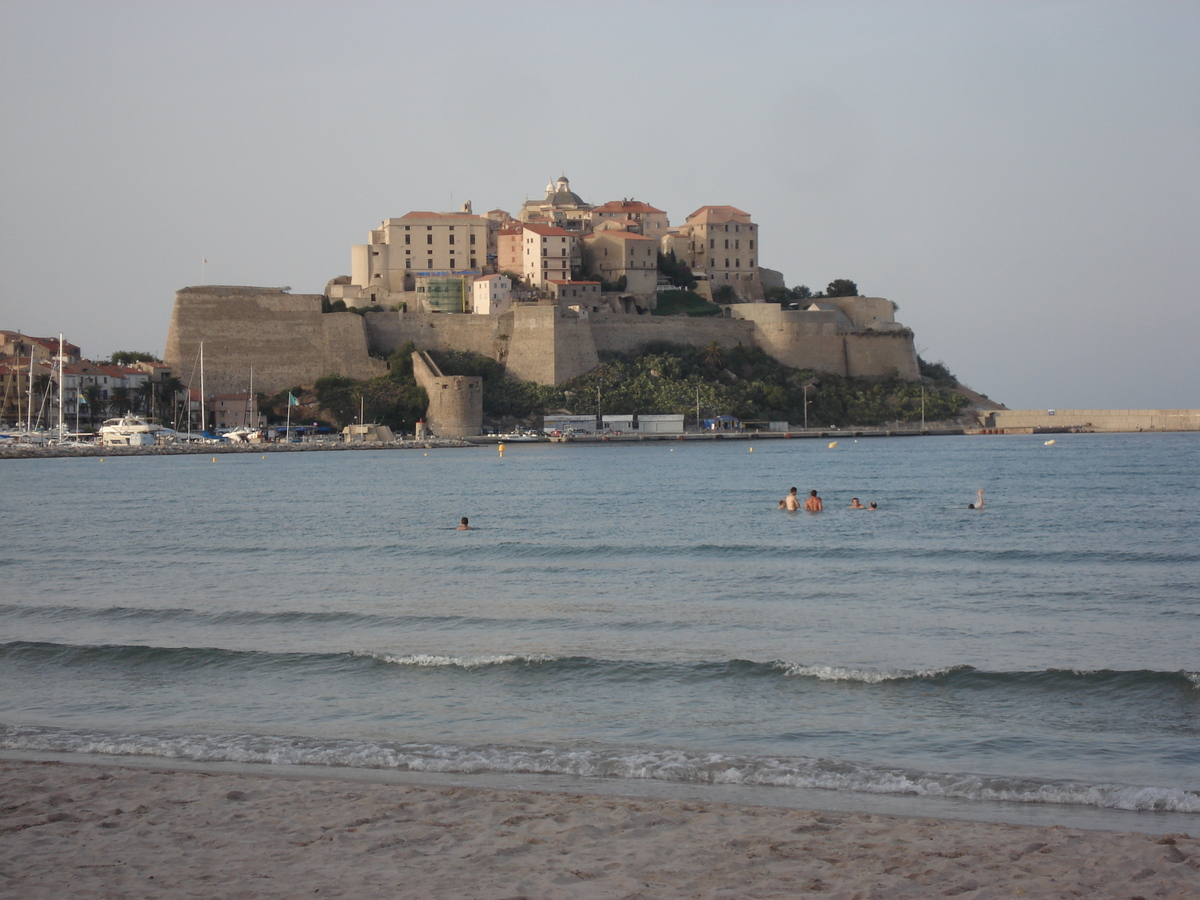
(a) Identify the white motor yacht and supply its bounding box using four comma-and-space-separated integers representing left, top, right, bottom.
98, 414, 165, 447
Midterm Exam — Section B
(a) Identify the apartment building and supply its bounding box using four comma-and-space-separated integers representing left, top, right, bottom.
497, 224, 578, 287
680, 206, 762, 299
349, 210, 488, 302
582, 228, 659, 295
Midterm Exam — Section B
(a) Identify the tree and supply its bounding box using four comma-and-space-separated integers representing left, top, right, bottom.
81, 384, 105, 427
110, 386, 132, 415
791, 285, 813, 300
104, 351, 160, 366
702, 341, 725, 371
712, 284, 736, 304
314, 374, 360, 426
158, 376, 185, 428
825, 279, 859, 298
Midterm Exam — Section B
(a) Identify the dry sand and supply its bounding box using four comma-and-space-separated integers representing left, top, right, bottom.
1, 759, 1195, 899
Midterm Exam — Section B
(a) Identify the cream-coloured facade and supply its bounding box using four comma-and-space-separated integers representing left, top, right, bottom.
346, 210, 488, 306
590, 200, 669, 243
680, 206, 762, 300
497, 224, 578, 287
472, 274, 512, 314
582, 229, 659, 295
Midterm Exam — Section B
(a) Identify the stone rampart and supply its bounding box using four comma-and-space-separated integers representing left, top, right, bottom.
986, 409, 1200, 432
164, 286, 384, 396
411, 350, 483, 437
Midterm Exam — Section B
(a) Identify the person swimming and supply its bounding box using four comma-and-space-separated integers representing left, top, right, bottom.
850, 497, 867, 509
968, 489, 984, 510
783, 487, 801, 511
457, 517, 473, 530
805, 490, 823, 512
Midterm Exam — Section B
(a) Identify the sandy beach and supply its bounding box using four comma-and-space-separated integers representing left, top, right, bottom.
0, 759, 1194, 899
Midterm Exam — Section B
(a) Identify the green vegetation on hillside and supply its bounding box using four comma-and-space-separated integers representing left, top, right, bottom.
651, 290, 721, 317
296, 343, 966, 431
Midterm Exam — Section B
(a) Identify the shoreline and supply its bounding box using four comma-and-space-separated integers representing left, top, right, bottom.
6, 424, 1194, 460
2, 755, 1194, 899
4, 749, 1195, 837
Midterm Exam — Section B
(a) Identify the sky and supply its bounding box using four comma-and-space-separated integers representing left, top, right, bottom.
1, 0, 1197, 410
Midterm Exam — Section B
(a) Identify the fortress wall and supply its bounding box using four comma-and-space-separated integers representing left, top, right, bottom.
844, 334, 920, 379
748, 322, 849, 374
411, 351, 483, 437
988, 409, 1200, 432
590, 317, 755, 355
364, 311, 499, 359
163, 287, 383, 397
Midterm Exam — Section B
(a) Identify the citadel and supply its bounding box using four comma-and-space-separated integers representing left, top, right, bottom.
164, 176, 920, 411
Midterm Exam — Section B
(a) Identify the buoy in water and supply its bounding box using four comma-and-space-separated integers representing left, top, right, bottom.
828, 441, 838, 449
749, 447, 754, 452
1044, 439, 1056, 445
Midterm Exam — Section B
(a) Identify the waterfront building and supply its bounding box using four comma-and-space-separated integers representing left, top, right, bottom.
680, 205, 762, 300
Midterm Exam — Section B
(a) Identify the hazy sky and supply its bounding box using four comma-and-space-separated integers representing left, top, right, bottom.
2, 1, 1197, 409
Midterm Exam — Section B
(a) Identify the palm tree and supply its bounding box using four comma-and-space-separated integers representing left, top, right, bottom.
81, 384, 105, 429
159, 377, 185, 429
702, 341, 725, 371
137, 381, 156, 418
110, 386, 132, 415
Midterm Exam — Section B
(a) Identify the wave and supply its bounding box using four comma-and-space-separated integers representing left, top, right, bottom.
2, 641, 1197, 694
3, 723, 1197, 815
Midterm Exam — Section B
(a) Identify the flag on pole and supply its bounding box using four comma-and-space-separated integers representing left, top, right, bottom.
288, 393, 299, 406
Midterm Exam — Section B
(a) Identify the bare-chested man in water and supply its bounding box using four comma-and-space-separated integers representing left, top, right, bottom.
783, 487, 802, 511
805, 490, 823, 512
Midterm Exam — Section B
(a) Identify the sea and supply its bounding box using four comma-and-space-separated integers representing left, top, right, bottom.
2, 432, 1197, 833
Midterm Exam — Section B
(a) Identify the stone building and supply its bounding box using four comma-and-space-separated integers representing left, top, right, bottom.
589, 200, 669, 243
518, 175, 593, 230
497, 223, 579, 287
342, 208, 488, 308
680, 205, 763, 300
582, 228, 659, 296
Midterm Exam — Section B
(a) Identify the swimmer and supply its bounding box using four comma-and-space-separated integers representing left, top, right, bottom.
869, 502, 878, 510
849, 497, 867, 509
805, 490, 823, 512
783, 487, 801, 511
967, 489, 984, 510
457, 517, 473, 530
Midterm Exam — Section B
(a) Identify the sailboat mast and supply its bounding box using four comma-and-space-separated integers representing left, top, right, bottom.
57, 334, 64, 438
199, 342, 205, 436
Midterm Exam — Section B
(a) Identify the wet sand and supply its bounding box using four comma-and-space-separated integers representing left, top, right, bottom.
1, 759, 1195, 899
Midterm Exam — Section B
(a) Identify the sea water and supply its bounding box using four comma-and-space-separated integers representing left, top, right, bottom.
1, 433, 1197, 831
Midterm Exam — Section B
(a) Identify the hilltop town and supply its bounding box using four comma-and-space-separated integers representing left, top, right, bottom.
3, 176, 1003, 440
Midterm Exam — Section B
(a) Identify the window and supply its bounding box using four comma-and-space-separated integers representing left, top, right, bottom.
428, 259, 433, 267
469, 234, 476, 245
405, 249, 410, 255
736, 259, 741, 268
406, 260, 411, 269
749, 258, 754, 267
470, 258, 476, 267
404, 235, 410, 245
749, 240, 754, 249
709, 239, 714, 249
735, 240, 739, 249
709, 258, 714, 267
725, 259, 729, 268
449, 235, 455, 245
427, 234, 433, 245
404, 226, 410, 231
724, 239, 729, 249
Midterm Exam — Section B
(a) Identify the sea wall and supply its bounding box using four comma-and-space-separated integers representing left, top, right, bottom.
164, 287, 384, 396
985, 409, 1200, 432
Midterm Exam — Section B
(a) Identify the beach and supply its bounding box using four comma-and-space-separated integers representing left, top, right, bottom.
1, 758, 1195, 899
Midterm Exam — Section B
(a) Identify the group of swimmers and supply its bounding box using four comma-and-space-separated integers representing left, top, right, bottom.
780, 487, 984, 512
779, 487, 849, 511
